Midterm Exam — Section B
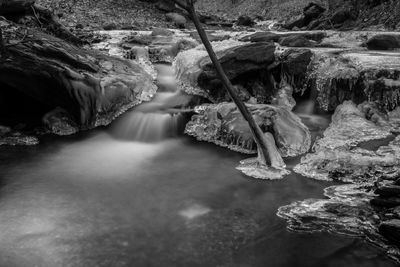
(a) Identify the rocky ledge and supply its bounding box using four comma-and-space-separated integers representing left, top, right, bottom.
0, 19, 156, 145
278, 100, 400, 263
185, 102, 311, 158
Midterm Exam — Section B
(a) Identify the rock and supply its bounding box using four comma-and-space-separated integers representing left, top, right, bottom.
240, 31, 326, 43
379, 219, 400, 243
149, 39, 198, 63
155, 0, 175, 12
116, 24, 133, 30
393, 206, 400, 217
42, 107, 79, 136
122, 33, 153, 46
121, 31, 198, 64
151, 28, 174, 37
279, 48, 313, 91
0, 19, 156, 137
279, 35, 314, 47
303, 2, 326, 25
294, 102, 400, 181
0, 125, 11, 135
0, 133, 39, 146
366, 34, 400, 50
367, 195, 398, 208
285, 15, 306, 30
308, 54, 360, 112
236, 15, 255, 27
376, 185, 400, 198
330, 8, 355, 25
166, 12, 186, 28
314, 101, 393, 150
103, 22, 117, 30
175, 41, 276, 102
75, 23, 84, 30
284, 2, 325, 30
185, 102, 311, 157
190, 31, 230, 43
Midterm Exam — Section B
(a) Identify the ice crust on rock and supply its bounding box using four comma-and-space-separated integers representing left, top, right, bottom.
185, 102, 311, 158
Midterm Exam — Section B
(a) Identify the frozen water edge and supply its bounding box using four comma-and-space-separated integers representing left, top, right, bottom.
236, 157, 290, 180
277, 183, 400, 264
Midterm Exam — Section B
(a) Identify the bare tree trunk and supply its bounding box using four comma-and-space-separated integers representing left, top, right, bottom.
178, 0, 285, 169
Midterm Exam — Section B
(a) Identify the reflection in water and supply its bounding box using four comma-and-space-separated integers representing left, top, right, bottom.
179, 203, 211, 220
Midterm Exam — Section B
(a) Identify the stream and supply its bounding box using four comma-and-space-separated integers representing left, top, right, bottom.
1, 28, 400, 266
0, 125, 396, 267
0, 56, 397, 266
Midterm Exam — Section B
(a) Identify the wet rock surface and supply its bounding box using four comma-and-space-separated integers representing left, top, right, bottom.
284, 2, 326, 30
279, 99, 400, 263
239, 31, 326, 45
174, 40, 275, 102
185, 102, 311, 158
294, 101, 399, 181
0, 125, 39, 146
366, 34, 400, 50
0, 24, 157, 145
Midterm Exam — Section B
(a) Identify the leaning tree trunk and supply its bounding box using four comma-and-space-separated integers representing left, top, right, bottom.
176, 0, 285, 169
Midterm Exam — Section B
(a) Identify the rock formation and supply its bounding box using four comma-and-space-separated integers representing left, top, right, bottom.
0, 18, 156, 142
174, 40, 276, 103
185, 102, 311, 158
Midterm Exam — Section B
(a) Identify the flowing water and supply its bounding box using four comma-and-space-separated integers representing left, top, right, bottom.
0, 64, 397, 267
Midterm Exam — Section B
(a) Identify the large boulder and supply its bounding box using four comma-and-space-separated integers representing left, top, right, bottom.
303, 3, 326, 25
294, 101, 400, 181
155, 0, 176, 12
379, 220, 400, 245
279, 35, 315, 47
284, 2, 326, 30
0, 19, 156, 137
174, 41, 276, 102
366, 34, 400, 50
279, 49, 313, 92
236, 15, 255, 27
239, 31, 326, 44
185, 102, 311, 157
166, 12, 186, 28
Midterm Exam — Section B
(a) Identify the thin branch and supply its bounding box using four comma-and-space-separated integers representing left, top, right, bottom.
31, 5, 43, 28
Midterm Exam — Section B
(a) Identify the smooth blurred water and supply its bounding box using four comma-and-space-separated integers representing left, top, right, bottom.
0, 127, 396, 267
0, 55, 395, 267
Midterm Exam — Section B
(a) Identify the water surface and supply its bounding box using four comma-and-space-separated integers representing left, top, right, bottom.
0, 128, 395, 267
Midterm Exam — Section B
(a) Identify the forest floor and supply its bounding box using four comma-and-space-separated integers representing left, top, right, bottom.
37, 0, 175, 30
36, 0, 324, 31
36, 0, 400, 32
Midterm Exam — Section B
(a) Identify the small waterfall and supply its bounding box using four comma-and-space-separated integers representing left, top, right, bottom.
111, 63, 193, 142
112, 111, 186, 142
295, 85, 318, 115
294, 85, 331, 140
